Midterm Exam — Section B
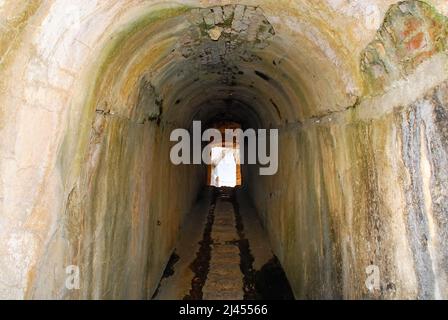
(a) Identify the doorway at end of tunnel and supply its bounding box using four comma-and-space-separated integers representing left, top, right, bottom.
207, 121, 242, 188
209, 146, 241, 188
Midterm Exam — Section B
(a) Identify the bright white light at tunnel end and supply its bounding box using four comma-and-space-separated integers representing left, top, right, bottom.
169, 121, 279, 176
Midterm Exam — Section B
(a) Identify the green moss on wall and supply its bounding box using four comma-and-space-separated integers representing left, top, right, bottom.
360, 0, 448, 95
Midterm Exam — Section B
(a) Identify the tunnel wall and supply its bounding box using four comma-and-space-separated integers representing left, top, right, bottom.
247, 2, 448, 299
26, 7, 205, 299
31, 119, 202, 299
0, 2, 203, 299
249, 79, 448, 299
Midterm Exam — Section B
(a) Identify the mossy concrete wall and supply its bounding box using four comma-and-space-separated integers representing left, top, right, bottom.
249, 79, 448, 299
0, 2, 203, 299
247, 2, 448, 299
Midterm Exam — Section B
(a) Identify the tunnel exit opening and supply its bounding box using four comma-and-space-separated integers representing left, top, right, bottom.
206, 121, 242, 188
208, 145, 241, 187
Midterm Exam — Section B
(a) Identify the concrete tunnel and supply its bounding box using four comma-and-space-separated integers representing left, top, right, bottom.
1, 0, 448, 300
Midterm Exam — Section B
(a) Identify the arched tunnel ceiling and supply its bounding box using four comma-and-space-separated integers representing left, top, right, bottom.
96, 3, 316, 129
2, 1, 448, 130
83, 0, 448, 131
85, 2, 395, 129
1, 0, 431, 135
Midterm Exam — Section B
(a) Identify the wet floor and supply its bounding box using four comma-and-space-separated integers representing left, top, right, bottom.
153, 187, 294, 300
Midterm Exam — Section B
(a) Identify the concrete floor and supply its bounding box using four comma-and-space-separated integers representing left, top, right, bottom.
203, 199, 244, 300
153, 187, 290, 300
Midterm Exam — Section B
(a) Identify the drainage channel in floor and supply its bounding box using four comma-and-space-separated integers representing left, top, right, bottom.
155, 187, 294, 300
183, 192, 217, 300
